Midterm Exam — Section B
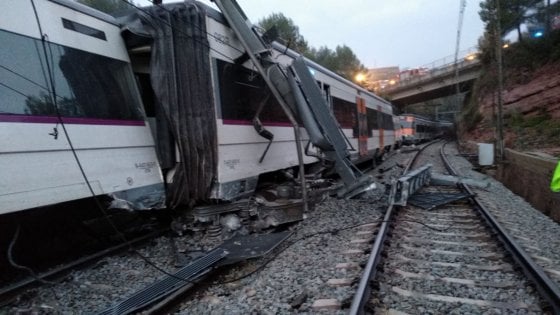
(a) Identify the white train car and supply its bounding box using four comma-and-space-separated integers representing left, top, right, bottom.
270, 46, 396, 163
120, 1, 396, 204
0, 0, 165, 214
399, 114, 438, 144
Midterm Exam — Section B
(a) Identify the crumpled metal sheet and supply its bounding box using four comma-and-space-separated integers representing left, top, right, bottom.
110, 183, 166, 210
119, 2, 217, 208
408, 192, 471, 210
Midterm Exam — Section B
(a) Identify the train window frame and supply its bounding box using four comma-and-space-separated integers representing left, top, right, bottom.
332, 96, 356, 130
61, 18, 107, 41
366, 107, 378, 135
0, 29, 144, 121
216, 58, 291, 124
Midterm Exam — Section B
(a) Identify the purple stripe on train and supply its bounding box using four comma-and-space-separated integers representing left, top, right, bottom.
0, 114, 145, 126
222, 119, 292, 127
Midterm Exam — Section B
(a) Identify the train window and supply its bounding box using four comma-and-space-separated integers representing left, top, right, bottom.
400, 120, 412, 128
332, 96, 355, 129
383, 113, 394, 130
50, 43, 143, 120
0, 30, 143, 121
366, 108, 378, 131
61, 18, 106, 41
0, 30, 51, 115
216, 59, 290, 124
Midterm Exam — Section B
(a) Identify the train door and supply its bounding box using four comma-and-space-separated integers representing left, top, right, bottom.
377, 106, 384, 151
356, 97, 368, 157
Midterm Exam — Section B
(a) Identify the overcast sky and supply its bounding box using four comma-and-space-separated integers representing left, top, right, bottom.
137, 0, 485, 69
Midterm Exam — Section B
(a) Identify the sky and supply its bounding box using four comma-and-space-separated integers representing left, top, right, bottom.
137, 0, 485, 69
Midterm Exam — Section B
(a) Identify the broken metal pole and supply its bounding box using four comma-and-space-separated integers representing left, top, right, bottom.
430, 173, 491, 189
389, 164, 432, 206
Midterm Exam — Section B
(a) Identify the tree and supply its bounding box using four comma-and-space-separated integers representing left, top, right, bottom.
257, 13, 365, 81
333, 44, 365, 81
479, 0, 542, 44
257, 13, 310, 55
310, 46, 337, 70
307, 45, 364, 81
76, 0, 133, 15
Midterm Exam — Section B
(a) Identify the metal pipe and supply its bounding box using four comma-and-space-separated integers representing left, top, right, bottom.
495, 0, 505, 161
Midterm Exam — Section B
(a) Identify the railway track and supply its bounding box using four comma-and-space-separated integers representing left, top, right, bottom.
350, 141, 560, 314
4, 141, 559, 314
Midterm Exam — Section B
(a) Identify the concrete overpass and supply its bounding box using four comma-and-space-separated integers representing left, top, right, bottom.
384, 58, 482, 108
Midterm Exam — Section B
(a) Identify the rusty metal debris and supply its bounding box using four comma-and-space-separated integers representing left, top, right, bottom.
407, 192, 472, 210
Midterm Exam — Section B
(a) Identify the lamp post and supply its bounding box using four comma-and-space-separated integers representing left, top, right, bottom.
495, 0, 504, 161
355, 73, 366, 84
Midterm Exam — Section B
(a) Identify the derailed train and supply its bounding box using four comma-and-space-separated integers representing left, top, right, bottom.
398, 114, 454, 145
0, 0, 402, 217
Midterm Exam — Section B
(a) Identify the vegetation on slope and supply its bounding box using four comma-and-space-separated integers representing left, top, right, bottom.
460, 0, 560, 152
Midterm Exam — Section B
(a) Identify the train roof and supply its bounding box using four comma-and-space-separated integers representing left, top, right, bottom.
117, 1, 392, 108
195, 1, 391, 107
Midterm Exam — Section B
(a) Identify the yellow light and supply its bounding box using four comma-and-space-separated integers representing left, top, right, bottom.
503, 43, 509, 49
355, 73, 366, 82
389, 80, 396, 85
465, 54, 476, 61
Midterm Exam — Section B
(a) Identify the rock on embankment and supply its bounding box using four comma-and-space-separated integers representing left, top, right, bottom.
464, 62, 560, 156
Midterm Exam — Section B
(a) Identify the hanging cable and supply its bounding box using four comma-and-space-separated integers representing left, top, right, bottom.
26, 0, 198, 286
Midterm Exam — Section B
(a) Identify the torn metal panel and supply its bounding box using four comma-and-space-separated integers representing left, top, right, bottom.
217, 230, 292, 265
408, 192, 472, 210
97, 248, 227, 315
109, 183, 166, 210
119, 3, 217, 207
431, 173, 491, 189
209, 177, 259, 201
256, 200, 305, 227
390, 164, 432, 206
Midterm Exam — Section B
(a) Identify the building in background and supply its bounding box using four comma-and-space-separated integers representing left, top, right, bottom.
365, 66, 400, 92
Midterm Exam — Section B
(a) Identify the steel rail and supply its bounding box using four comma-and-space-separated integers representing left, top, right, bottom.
348, 141, 437, 314
0, 229, 166, 305
440, 143, 560, 313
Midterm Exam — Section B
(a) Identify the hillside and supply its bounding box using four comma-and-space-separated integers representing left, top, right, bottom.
459, 33, 560, 157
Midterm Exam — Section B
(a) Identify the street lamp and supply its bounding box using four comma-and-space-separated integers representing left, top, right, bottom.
355, 73, 366, 83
